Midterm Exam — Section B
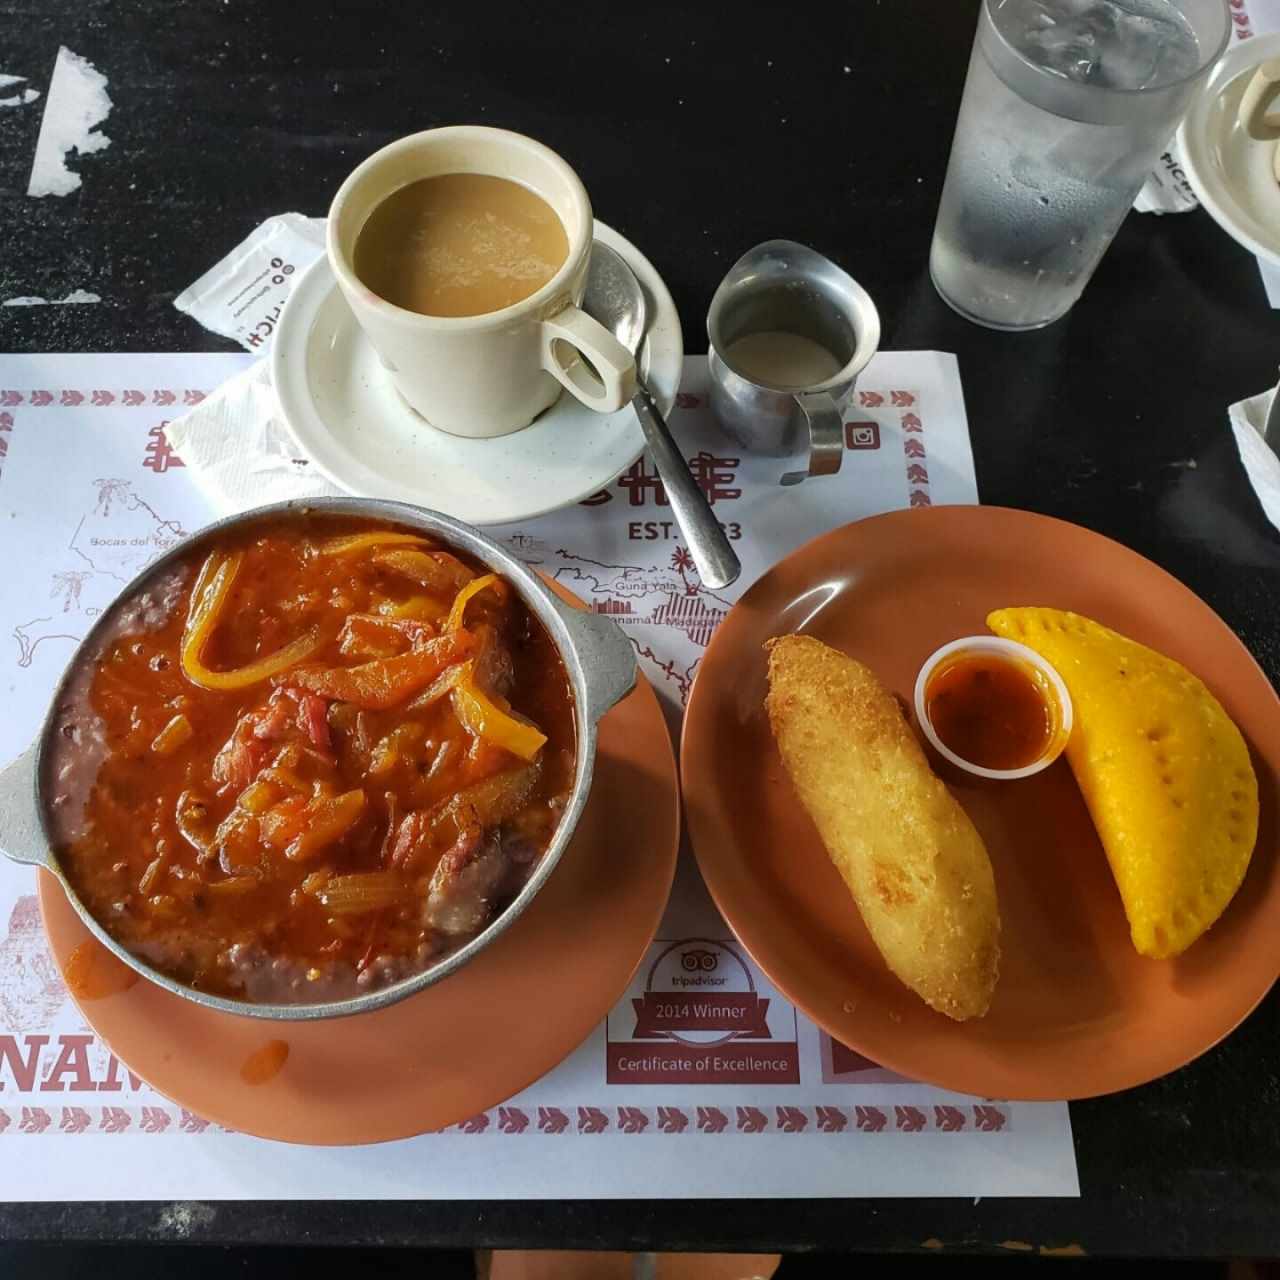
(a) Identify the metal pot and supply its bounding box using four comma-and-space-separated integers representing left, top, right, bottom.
0, 497, 637, 1020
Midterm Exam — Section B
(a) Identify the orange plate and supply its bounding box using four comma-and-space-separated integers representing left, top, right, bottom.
39, 671, 678, 1144
681, 506, 1280, 1100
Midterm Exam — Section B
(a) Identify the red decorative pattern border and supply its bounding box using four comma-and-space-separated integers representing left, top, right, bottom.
856, 388, 929, 507
0, 1101, 1011, 1137
0, 389, 205, 408
1230, 0, 1254, 40
445, 1103, 1010, 1136
0, 386, 200, 475
0, 408, 12, 485
841, 388, 928, 504
0, 1105, 232, 1135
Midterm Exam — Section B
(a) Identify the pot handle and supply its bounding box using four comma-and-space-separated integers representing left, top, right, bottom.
0, 744, 54, 871
551, 599, 637, 723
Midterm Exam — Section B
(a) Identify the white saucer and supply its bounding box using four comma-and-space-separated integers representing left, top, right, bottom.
272, 220, 682, 526
1179, 33, 1280, 271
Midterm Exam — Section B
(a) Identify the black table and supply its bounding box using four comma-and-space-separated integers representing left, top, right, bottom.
3, 0, 1279, 1260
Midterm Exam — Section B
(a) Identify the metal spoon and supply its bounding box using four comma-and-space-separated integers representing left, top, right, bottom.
583, 243, 741, 590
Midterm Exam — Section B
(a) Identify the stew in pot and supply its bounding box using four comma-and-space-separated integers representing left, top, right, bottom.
44, 514, 577, 1004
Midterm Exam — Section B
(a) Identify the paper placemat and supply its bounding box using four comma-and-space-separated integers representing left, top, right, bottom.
0, 352, 1078, 1200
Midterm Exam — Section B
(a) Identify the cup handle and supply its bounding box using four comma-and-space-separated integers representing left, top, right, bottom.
0, 744, 54, 872
540, 305, 638, 414
1240, 59, 1280, 141
780, 391, 844, 486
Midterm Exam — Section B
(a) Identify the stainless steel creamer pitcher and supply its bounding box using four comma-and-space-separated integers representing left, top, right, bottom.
706, 240, 880, 486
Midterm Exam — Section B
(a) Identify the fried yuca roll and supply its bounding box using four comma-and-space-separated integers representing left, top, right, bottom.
765, 635, 1000, 1020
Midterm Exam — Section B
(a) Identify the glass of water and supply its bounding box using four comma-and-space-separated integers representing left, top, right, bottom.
930, 0, 1229, 331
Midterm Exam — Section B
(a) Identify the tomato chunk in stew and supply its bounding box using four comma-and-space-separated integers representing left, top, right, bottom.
45, 515, 576, 1004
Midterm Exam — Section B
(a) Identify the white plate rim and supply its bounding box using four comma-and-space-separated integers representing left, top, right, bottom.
1178, 33, 1280, 271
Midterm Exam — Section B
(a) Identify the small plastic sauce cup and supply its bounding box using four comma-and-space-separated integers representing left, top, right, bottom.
913, 636, 1073, 782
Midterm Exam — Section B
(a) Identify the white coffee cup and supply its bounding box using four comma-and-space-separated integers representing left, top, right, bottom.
327, 126, 636, 438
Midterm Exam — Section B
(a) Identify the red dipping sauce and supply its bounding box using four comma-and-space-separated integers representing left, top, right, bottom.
924, 653, 1058, 773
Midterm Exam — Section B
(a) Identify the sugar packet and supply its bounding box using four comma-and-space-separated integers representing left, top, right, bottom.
174, 213, 325, 352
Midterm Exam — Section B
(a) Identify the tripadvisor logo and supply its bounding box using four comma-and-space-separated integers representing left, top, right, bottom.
674, 946, 725, 987
631, 939, 770, 1046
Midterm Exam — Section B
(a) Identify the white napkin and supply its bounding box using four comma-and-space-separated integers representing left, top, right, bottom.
165, 211, 341, 514
1258, 260, 1280, 308
1229, 386, 1280, 531
163, 360, 341, 515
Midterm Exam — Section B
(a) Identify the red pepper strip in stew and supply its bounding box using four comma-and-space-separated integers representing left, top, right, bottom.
374, 548, 475, 595
283, 630, 475, 710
